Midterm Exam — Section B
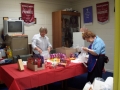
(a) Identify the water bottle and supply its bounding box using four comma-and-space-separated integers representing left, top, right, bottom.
6, 46, 12, 59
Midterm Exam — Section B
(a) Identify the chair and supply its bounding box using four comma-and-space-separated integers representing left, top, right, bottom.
13, 54, 32, 63
50, 49, 56, 54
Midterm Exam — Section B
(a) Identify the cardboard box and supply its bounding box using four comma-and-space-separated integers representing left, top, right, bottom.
56, 47, 76, 57
27, 63, 45, 71
18, 59, 24, 71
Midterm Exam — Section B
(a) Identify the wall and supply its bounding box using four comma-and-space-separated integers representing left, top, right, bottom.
0, 0, 114, 71
72, 0, 114, 71
0, 0, 71, 44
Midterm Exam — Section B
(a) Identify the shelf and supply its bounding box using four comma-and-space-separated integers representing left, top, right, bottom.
52, 10, 81, 49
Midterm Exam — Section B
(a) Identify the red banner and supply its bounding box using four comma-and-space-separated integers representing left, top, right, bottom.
21, 3, 34, 25
96, 2, 109, 23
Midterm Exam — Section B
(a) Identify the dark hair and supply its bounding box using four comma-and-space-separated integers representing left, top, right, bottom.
82, 30, 96, 40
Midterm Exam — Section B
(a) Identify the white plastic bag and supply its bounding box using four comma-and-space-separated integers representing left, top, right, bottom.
92, 77, 113, 90
41, 51, 50, 59
93, 77, 105, 90
77, 47, 88, 63
83, 82, 93, 90
104, 77, 113, 90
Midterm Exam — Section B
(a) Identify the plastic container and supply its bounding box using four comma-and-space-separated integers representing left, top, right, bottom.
0, 49, 6, 58
6, 46, 12, 59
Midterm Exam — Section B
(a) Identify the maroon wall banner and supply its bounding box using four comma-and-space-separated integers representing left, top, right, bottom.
96, 2, 109, 23
21, 3, 34, 25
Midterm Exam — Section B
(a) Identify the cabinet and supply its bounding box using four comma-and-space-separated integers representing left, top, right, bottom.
52, 10, 80, 49
5, 35, 29, 56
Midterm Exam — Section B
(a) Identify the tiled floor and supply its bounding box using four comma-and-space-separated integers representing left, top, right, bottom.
0, 71, 113, 90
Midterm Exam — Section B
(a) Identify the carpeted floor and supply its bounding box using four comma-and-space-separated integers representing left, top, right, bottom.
0, 71, 113, 90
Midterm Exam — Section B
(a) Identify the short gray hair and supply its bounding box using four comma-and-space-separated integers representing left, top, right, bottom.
39, 27, 47, 34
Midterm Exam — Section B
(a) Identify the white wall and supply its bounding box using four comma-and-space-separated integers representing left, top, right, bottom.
0, 0, 114, 71
0, 0, 71, 44
72, 0, 114, 71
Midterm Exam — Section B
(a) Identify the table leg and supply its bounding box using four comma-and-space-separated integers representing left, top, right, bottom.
61, 80, 68, 90
39, 85, 49, 90
39, 86, 44, 90
45, 85, 49, 90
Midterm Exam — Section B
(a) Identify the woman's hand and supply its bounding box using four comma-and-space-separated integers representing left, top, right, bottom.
82, 47, 98, 56
82, 47, 89, 52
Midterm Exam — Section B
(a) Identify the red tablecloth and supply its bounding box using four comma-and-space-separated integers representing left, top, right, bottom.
0, 63, 87, 90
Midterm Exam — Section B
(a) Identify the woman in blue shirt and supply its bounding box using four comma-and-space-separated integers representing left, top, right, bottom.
82, 30, 106, 83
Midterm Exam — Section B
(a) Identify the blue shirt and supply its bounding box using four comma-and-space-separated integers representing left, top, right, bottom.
92, 36, 105, 55
88, 36, 105, 72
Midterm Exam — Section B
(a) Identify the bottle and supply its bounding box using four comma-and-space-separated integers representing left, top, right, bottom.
37, 58, 42, 68
6, 46, 12, 59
